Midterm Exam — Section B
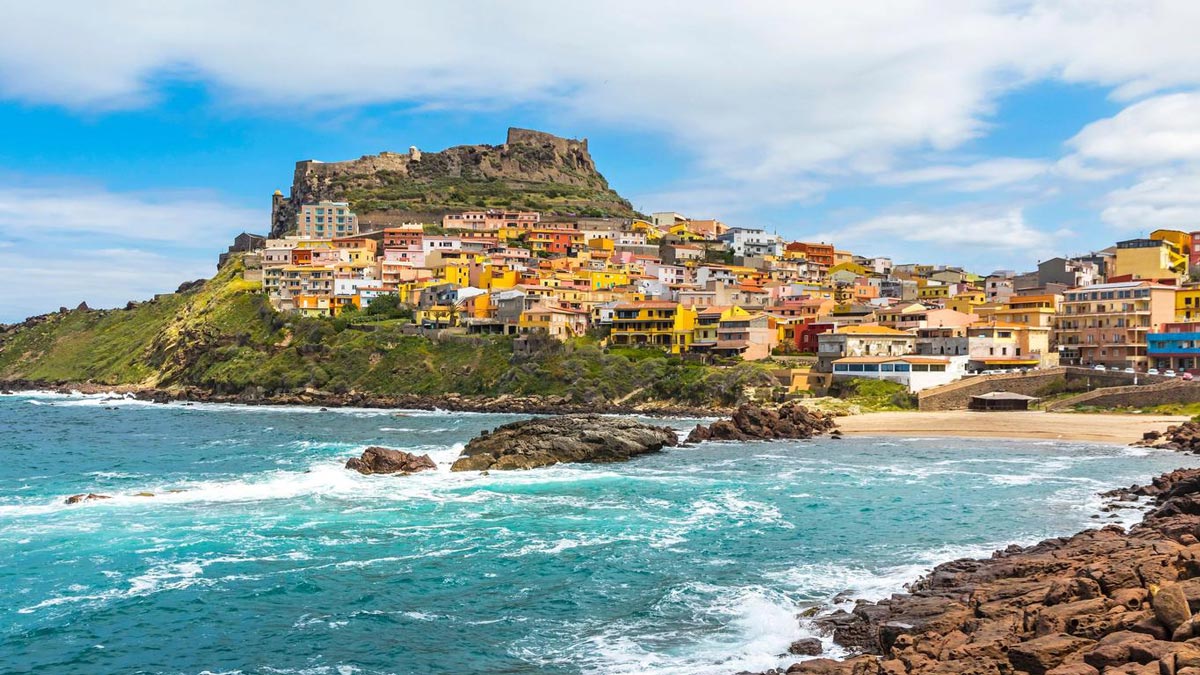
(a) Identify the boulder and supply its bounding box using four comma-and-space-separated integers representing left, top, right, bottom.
789, 638, 824, 656
686, 403, 836, 443
64, 493, 111, 504
450, 415, 678, 472
1155, 585, 1193, 635
1009, 634, 1095, 675
345, 446, 437, 475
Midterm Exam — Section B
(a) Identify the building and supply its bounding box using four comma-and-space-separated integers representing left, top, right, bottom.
1111, 237, 1186, 281
1147, 322, 1200, 372
830, 355, 967, 392
296, 202, 358, 239
1054, 281, 1177, 369
966, 321, 1054, 371
816, 324, 916, 373
610, 301, 698, 354
717, 228, 783, 258
969, 392, 1038, 411
785, 242, 835, 268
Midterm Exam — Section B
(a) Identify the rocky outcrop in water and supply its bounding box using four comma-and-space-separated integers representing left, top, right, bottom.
346, 446, 437, 475
1134, 423, 1200, 454
450, 415, 678, 472
744, 467, 1200, 675
687, 403, 836, 443
64, 493, 111, 504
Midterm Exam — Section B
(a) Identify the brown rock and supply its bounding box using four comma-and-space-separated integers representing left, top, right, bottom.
64, 493, 111, 504
450, 415, 677, 472
1009, 634, 1095, 675
345, 446, 437, 475
1155, 585, 1193, 634
686, 402, 835, 443
790, 638, 824, 656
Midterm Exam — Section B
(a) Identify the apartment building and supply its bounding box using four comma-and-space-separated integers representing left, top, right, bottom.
1053, 281, 1177, 369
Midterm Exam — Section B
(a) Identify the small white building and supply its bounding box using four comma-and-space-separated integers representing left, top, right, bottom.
831, 355, 968, 392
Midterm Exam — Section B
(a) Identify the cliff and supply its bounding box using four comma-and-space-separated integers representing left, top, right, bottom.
270, 127, 639, 236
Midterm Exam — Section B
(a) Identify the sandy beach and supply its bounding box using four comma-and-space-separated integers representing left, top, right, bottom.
836, 410, 1190, 444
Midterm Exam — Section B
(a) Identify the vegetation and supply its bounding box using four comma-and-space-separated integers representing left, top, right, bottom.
0, 257, 772, 407
832, 378, 918, 411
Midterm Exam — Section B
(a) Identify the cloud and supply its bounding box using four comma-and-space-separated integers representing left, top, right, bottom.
820, 207, 1068, 269
1062, 92, 1200, 178
3, 2, 1200, 184
1101, 172, 1200, 232
877, 158, 1051, 191
0, 183, 262, 244
0, 180, 262, 321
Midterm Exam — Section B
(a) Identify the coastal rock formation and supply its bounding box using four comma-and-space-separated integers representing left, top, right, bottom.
751, 467, 1200, 675
346, 446, 437, 475
450, 415, 678, 472
1135, 423, 1200, 453
686, 403, 836, 443
64, 493, 111, 504
270, 127, 638, 236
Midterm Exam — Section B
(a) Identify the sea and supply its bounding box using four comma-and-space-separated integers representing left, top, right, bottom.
1, 391, 1194, 675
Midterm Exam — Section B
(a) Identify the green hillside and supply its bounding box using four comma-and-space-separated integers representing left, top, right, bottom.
0, 257, 774, 406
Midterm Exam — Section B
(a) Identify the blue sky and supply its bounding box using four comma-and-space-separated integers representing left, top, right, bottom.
3, 2, 1200, 321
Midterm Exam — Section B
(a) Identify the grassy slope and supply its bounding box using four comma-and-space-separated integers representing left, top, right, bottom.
0, 257, 775, 406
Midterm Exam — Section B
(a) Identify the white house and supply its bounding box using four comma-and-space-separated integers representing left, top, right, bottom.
830, 355, 968, 392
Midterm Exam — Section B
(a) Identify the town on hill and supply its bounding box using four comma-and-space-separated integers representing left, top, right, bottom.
7, 129, 1200, 411
216, 126, 1200, 403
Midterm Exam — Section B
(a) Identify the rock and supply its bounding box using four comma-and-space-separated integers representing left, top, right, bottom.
64, 493, 111, 504
1009, 634, 1095, 675
1155, 584, 1193, 634
345, 446, 437, 475
450, 415, 677, 472
789, 638, 824, 656
134, 492, 155, 497
686, 403, 836, 443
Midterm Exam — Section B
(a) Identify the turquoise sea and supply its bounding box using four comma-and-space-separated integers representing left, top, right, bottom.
1, 391, 1194, 675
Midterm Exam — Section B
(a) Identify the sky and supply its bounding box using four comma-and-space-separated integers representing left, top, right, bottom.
3, 1, 1200, 321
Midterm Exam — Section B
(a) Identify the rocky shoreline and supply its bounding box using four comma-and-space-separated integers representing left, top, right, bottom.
0, 379, 732, 418
751, 466, 1200, 675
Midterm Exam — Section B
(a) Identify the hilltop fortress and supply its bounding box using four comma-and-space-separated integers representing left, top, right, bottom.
270, 128, 637, 236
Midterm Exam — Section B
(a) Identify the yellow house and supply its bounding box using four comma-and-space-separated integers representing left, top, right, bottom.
918, 284, 950, 301
1176, 287, 1200, 321
945, 290, 986, 314
1113, 235, 1188, 280
828, 261, 868, 276
976, 293, 1061, 329
489, 268, 519, 290
968, 320, 1056, 369
587, 269, 630, 290
610, 301, 698, 354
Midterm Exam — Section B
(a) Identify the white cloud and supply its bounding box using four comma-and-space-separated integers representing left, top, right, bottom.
0, 181, 262, 321
3, 1, 1200, 184
877, 158, 1051, 191
1062, 93, 1200, 177
1101, 172, 1200, 232
826, 208, 1063, 264
0, 184, 262, 243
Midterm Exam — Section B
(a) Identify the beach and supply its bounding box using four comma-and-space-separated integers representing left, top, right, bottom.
836, 410, 1190, 444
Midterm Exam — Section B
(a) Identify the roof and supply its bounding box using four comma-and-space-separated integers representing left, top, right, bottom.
970, 392, 1039, 401
615, 301, 679, 309
837, 324, 910, 335
833, 355, 950, 365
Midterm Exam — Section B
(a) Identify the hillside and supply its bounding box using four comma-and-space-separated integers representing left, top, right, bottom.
0, 257, 773, 407
270, 128, 640, 236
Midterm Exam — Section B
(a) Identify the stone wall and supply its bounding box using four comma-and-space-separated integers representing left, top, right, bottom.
1044, 379, 1200, 411
917, 368, 1067, 411
917, 367, 1172, 411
